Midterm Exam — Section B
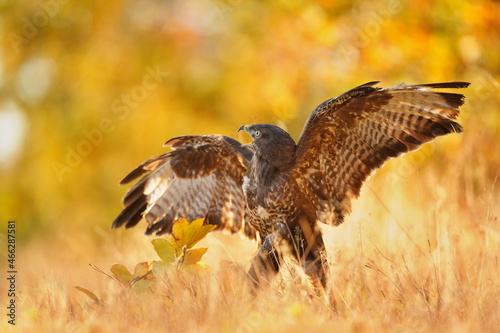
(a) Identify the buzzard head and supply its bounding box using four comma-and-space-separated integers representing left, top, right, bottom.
238, 124, 297, 171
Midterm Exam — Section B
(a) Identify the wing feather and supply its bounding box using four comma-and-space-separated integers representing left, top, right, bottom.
294, 81, 469, 226
112, 135, 256, 239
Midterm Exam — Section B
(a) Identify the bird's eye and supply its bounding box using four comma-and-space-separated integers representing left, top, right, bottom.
254, 130, 261, 138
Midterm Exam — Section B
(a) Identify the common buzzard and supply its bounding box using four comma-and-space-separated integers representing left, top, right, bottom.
112, 81, 469, 289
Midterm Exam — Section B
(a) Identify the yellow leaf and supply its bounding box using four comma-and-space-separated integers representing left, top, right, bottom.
110, 264, 133, 287
183, 262, 211, 275
171, 217, 190, 247
130, 262, 156, 292
133, 261, 151, 278
186, 218, 217, 248
130, 271, 156, 293
172, 218, 216, 249
182, 248, 208, 265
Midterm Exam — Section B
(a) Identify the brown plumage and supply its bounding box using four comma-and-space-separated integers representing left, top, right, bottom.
113, 135, 256, 238
112, 81, 469, 290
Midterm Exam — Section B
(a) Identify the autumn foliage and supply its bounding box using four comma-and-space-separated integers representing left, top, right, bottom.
0, 0, 499, 332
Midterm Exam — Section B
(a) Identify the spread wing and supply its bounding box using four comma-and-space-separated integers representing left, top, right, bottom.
112, 135, 257, 238
293, 81, 469, 226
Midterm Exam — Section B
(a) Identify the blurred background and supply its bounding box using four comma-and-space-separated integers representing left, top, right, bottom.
0, 0, 499, 254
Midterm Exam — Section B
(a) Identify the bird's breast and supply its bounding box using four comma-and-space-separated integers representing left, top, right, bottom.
256, 205, 271, 219
243, 168, 300, 234
246, 189, 298, 236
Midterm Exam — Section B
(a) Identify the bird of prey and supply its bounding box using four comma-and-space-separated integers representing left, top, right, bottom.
112, 81, 469, 289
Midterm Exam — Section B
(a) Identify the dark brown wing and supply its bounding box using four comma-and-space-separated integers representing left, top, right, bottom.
293, 81, 469, 226
112, 135, 256, 239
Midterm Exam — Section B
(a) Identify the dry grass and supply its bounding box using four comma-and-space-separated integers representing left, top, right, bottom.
6, 133, 500, 333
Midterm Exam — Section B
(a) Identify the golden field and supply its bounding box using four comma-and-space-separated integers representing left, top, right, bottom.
10, 140, 500, 332
1, 1, 499, 332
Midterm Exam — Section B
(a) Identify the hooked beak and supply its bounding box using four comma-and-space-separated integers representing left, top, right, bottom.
238, 125, 254, 150
238, 125, 250, 133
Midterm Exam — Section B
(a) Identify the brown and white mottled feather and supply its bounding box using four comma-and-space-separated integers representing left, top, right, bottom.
112, 135, 256, 239
113, 81, 468, 281
293, 81, 469, 226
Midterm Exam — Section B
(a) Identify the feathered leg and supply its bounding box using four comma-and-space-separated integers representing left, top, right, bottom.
247, 219, 329, 295
247, 222, 290, 290
303, 235, 328, 291
293, 216, 329, 291
247, 232, 282, 289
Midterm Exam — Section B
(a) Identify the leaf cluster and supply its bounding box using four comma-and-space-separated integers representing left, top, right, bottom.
77, 218, 215, 297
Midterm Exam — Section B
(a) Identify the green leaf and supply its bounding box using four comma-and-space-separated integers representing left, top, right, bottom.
182, 248, 208, 265
110, 264, 134, 287
152, 238, 178, 263
172, 218, 216, 249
